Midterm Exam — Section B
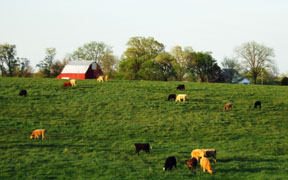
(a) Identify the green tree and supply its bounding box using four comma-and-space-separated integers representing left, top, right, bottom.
170, 46, 194, 81
0, 43, 18, 77
119, 37, 164, 80
187, 52, 221, 82
235, 41, 275, 84
15, 58, 33, 77
221, 57, 242, 83
100, 52, 117, 75
37, 48, 56, 78
155, 52, 176, 81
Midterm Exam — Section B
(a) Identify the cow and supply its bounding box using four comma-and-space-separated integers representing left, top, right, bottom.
70, 79, 77, 87
30, 129, 46, 140
163, 156, 177, 171
185, 157, 198, 170
223, 103, 232, 112
203, 149, 217, 163
200, 157, 213, 174
19, 90, 27, 97
168, 94, 176, 101
134, 143, 151, 155
105, 75, 109, 82
254, 101, 261, 110
97, 76, 104, 82
191, 149, 205, 161
176, 94, 188, 102
62, 81, 72, 88
177, 84, 185, 90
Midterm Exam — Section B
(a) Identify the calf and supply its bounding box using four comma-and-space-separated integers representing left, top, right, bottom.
134, 143, 151, 155
163, 156, 177, 171
200, 157, 213, 174
177, 84, 185, 90
168, 94, 176, 101
30, 129, 46, 140
19, 90, 27, 97
62, 81, 72, 88
223, 103, 232, 112
254, 101, 261, 110
185, 157, 198, 170
105, 75, 109, 82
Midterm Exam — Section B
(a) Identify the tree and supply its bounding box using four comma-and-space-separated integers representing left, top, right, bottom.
0, 43, 18, 77
15, 58, 33, 77
235, 41, 275, 84
170, 46, 194, 81
100, 52, 117, 75
71, 41, 111, 65
37, 48, 56, 78
221, 57, 242, 83
187, 52, 221, 82
155, 52, 176, 81
119, 37, 165, 80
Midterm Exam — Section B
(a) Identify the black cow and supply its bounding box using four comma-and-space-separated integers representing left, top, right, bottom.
134, 143, 151, 155
185, 158, 198, 170
254, 101, 261, 110
19, 90, 27, 97
168, 94, 176, 101
163, 156, 177, 171
177, 84, 185, 90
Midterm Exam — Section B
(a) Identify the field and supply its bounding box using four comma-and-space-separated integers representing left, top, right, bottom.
0, 78, 288, 180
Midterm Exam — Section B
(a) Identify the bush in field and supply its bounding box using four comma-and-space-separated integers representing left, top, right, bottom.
281, 77, 288, 85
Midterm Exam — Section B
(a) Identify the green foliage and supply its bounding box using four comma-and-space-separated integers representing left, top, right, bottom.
37, 48, 57, 78
281, 77, 288, 85
1, 78, 288, 179
0, 43, 17, 77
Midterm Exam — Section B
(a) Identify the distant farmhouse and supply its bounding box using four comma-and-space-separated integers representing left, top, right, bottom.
222, 69, 251, 84
57, 61, 103, 80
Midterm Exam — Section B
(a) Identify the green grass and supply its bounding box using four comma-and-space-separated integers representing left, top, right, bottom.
0, 78, 288, 180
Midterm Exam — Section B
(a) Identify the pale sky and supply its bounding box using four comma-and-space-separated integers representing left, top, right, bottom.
1, 0, 288, 74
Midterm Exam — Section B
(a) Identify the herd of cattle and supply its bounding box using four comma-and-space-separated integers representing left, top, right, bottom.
19, 80, 263, 175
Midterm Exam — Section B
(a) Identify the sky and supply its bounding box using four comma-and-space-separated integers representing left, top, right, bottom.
1, 0, 288, 74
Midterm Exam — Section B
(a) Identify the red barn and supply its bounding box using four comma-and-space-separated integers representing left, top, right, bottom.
56, 61, 103, 80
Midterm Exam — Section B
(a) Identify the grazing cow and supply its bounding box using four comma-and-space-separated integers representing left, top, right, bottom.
62, 81, 72, 88
134, 143, 151, 155
97, 76, 104, 83
177, 84, 185, 90
176, 94, 188, 102
191, 149, 205, 161
223, 103, 232, 112
163, 156, 177, 171
200, 157, 213, 174
203, 149, 217, 163
70, 79, 77, 87
30, 129, 46, 140
185, 157, 198, 170
105, 75, 109, 82
168, 94, 176, 101
19, 90, 27, 97
254, 101, 261, 110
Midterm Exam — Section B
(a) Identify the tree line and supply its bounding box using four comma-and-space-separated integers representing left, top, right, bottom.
0, 36, 284, 84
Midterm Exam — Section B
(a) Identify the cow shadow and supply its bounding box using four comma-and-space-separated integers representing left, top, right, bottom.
217, 156, 277, 163
217, 167, 278, 173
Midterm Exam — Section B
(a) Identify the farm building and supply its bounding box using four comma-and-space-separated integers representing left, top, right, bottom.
56, 61, 103, 80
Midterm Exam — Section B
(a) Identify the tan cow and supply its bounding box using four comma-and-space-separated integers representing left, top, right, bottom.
30, 129, 46, 140
200, 157, 213, 174
175, 94, 188, 102
97, 76, 104, 83
105, 75, 109, 82
223, 103, 232, 112
191, 149, 205, 161
70, 79, 77, 87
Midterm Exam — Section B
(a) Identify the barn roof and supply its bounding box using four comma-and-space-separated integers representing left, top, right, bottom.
61, 61, 95, 74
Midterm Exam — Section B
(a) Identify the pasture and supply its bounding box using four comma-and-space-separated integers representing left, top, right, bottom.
0, 78, 288, 180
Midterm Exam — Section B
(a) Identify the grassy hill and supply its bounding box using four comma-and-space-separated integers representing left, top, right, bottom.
0, 78, 288, 180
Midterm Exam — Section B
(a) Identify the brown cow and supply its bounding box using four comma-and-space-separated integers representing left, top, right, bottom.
62, 81, 72, 88
30, 129, 46, 140
185, 158, 198, 170
200, 157, 213, 174
134, 143, 151, 155
223, 103, 232, 112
